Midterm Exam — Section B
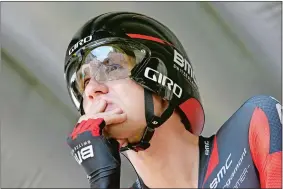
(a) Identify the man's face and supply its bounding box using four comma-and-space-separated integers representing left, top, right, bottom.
75, 48, 165, 141
82, 77, 148, 140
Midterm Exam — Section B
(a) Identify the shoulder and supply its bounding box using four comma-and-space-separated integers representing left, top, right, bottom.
246, 95, 282, 154
200, 95, 281, 188
244, 95, 281, 120
217, 95, 281, 134
216, 95, 281, 153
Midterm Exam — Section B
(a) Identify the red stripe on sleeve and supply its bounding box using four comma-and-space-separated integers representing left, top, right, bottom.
249, 107, 282, 188
265, 151, 282, 187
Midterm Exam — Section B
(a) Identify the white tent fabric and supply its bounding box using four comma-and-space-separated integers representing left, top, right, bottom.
1, 2, 281, 188
209, 2, 281, 92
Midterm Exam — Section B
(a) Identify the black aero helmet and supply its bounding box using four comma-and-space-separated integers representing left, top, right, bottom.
64, 12, 205, 151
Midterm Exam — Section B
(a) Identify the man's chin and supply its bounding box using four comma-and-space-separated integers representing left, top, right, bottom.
104, 127, 130, 140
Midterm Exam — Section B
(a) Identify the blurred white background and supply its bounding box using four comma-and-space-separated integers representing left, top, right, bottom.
1, 2, 281, 188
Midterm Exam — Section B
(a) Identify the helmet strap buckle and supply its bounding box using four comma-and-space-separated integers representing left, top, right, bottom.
121, 89, 174, 152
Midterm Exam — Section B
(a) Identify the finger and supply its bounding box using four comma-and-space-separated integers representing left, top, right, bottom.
77, 108, 124, 123
106, 108, 123, 114
77, 115, 89, 123
94, 99, 107, 113
94, 107, 123, 115
94, 108, 123, 117
89, 99, 107, 114
79, 108, 123, 121
103, 113, 127, 125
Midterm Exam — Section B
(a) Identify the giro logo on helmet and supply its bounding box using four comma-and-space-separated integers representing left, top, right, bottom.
68, 35, 93, 55
173, 49, 197, 84
144, 67, 183, 98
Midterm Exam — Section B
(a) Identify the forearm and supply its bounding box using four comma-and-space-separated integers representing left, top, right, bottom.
89, 170, 121, 188
67, 119, 122, 189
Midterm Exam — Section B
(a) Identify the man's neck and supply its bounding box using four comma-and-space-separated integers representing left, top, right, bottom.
126, 114, 200, 188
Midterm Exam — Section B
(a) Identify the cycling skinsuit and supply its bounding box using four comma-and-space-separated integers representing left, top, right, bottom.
131, 95, 282, 188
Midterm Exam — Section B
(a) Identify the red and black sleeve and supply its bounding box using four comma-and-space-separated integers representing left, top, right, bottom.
248, 96, 282, 188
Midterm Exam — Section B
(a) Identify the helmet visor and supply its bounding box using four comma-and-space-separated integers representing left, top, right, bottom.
65, 40, 149, 110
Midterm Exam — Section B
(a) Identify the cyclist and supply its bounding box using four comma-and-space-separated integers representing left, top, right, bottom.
65, 12, 282, 188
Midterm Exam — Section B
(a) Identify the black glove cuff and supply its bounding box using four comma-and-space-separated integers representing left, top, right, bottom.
69, 132, 121, 176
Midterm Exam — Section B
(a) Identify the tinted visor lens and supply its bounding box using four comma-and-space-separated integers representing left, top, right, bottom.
66, 42, 148, 105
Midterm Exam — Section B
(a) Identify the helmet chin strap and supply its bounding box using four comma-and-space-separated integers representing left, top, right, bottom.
79, 89, 174, 152
79, 98, 85, 115
120, 89, 174, 152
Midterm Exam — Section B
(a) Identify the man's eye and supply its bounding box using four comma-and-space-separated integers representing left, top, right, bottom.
107, 64, 123, 72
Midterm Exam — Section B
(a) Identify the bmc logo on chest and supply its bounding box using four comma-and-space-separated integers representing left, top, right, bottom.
210, 153, 232, 188
73, 145, 94, 165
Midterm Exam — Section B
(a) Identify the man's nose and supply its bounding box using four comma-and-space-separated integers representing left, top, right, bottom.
84, 78, 109, 100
